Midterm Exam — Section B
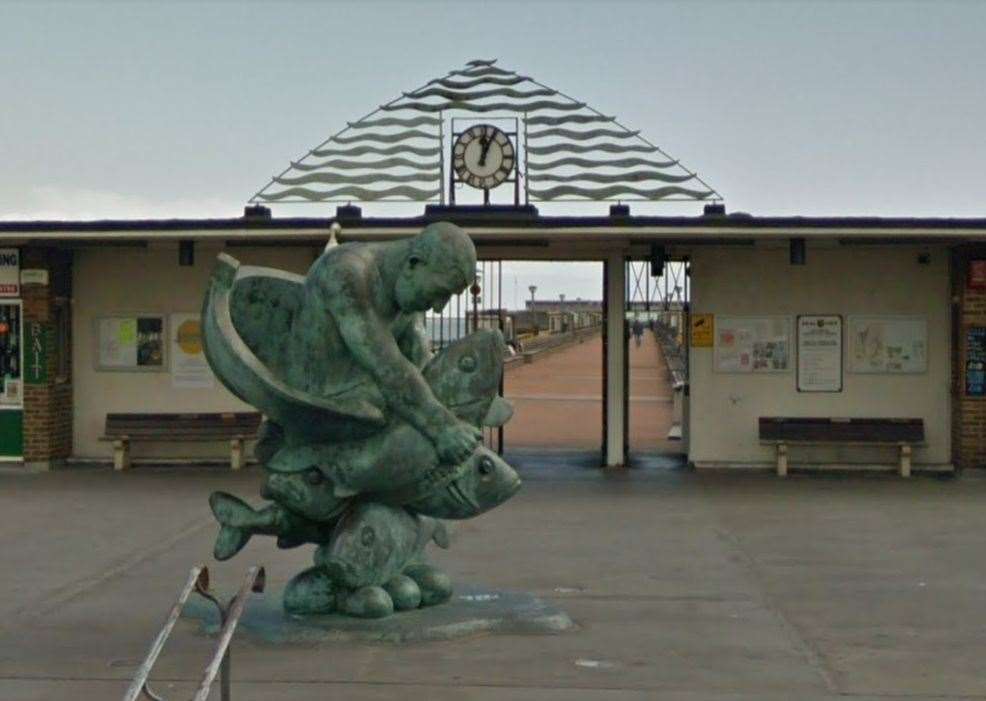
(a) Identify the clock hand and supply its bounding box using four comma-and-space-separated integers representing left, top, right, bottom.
479, 130, 494, 167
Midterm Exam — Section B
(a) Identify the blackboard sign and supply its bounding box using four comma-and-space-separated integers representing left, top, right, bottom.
966, 326, 986, 396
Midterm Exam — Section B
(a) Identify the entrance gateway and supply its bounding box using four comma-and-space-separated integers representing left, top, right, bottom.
2, 58, 986, 473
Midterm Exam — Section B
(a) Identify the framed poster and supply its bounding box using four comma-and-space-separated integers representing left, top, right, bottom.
96, 315, 166, 371
170, 313, 214, 388
848, 315, 927, 374
714, 316, 791, 373
965, 326, 986, 396
797, 315, 842, 392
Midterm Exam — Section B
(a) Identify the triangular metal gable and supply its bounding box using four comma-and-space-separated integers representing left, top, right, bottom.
251, 59, 721, 204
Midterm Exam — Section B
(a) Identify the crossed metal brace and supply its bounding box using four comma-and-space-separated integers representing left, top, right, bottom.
123, 564, 266, 701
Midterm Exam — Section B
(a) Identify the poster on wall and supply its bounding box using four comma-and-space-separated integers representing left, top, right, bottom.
170, 313, 214, 389
714, 316, 791, 373
965, 326, 986, 396
848, 316, 927, 374
97, 316, 165, 370
969, 261, 986, 290
0, 302, 22, 406
797, 315, 842, 392
690, 314, 714, 347
0, 249, 20, 297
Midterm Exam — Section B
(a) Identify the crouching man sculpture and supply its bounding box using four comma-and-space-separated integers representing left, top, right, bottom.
201, 222, 520, 618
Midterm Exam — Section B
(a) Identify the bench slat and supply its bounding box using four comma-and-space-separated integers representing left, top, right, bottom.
759, 417, 923, 443
103, 412, 262, 440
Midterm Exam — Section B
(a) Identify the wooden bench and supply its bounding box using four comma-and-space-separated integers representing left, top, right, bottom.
758, 417, 925, 477
101, 412, 262, 471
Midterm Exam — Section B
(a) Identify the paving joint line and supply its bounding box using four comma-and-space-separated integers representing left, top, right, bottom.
713, 526, 841, 694
6, 515, 214, 627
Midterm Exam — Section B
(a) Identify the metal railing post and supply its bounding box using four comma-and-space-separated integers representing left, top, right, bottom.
123, 565, 265, 701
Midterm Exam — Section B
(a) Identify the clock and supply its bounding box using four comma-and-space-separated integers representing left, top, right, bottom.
452, 124, 515, 190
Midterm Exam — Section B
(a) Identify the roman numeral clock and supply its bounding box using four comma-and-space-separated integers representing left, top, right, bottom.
449, 121, 520, 206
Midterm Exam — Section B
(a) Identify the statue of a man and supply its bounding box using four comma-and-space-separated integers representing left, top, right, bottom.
283, 222, 481, 464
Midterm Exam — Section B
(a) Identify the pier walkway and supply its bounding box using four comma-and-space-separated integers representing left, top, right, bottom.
504, 329, 681, 455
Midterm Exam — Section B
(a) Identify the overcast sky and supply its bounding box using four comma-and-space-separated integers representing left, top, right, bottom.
1, 0, 983, 302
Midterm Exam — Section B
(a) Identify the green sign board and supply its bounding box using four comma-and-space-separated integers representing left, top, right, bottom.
25, 321, 47, 384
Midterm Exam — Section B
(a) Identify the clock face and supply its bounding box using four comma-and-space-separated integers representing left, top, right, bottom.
452, 124, 514, 190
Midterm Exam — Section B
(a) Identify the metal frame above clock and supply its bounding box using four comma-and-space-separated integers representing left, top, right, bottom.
449, 117, 521, 206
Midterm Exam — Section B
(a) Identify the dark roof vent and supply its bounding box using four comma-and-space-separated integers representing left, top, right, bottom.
336, 204, 363, 220
243, 204, 272, 219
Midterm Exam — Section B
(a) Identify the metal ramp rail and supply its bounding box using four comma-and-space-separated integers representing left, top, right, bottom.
123, 564, 266, 701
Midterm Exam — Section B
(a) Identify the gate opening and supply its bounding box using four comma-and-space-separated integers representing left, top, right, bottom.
426, 260, 605, 464
624, 257, 689, 464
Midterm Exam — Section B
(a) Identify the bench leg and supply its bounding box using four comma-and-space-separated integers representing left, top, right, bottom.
899, 444, 912, 478
113, 440, 130, 471
776, 443, 788, 477
230, 438, 244, 471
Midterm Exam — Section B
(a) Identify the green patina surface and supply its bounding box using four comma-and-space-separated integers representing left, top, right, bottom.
201, 222, 521, 618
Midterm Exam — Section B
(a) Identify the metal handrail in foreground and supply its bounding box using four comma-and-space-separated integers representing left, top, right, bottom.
123, 564, 266, 701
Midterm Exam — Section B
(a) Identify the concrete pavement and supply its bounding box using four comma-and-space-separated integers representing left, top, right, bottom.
2, 461, 985, 700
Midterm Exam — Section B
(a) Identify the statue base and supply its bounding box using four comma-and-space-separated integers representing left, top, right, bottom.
182, 584, 576, 644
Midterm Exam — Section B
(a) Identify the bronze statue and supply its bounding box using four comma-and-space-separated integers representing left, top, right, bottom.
201, 222, 520, 618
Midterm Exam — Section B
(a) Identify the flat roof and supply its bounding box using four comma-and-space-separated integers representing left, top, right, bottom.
2, 208, 986, 244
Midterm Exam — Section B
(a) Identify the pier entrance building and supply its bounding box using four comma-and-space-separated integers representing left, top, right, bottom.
1, 59, 984, 475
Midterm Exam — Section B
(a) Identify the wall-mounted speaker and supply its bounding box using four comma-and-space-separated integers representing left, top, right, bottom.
649, 243, 666, 277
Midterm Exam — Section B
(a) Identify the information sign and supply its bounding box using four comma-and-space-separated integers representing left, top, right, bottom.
690, 314, 713, 347
797, 315, 842, 392
965, 326, 986, 396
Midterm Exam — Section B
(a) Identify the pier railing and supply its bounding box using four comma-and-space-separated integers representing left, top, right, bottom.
123, 565, 265, 701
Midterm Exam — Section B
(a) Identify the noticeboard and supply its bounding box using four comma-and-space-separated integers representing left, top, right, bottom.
797, 315, 842, 392
96, 315, 165, 371
966, 326, 986, 397
848, 316, 927, 374
714, 316, 791, 373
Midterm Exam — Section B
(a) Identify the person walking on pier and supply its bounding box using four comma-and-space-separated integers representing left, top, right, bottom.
632, 317, 644, 348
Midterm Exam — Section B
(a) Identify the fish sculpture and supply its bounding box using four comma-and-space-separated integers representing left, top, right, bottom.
200, 245, 522, 618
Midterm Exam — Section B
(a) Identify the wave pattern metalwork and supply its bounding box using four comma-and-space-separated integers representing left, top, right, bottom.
527, 156, 680, 171
259, 186, 442, 202
529, 185, 713, 201
309, 144, 441, 159
250, 58, 721, 204
275, 172, 441, 186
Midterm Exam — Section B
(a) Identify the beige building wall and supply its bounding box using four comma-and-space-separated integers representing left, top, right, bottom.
73, 242, 318, 460
687, 243, 951, 468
